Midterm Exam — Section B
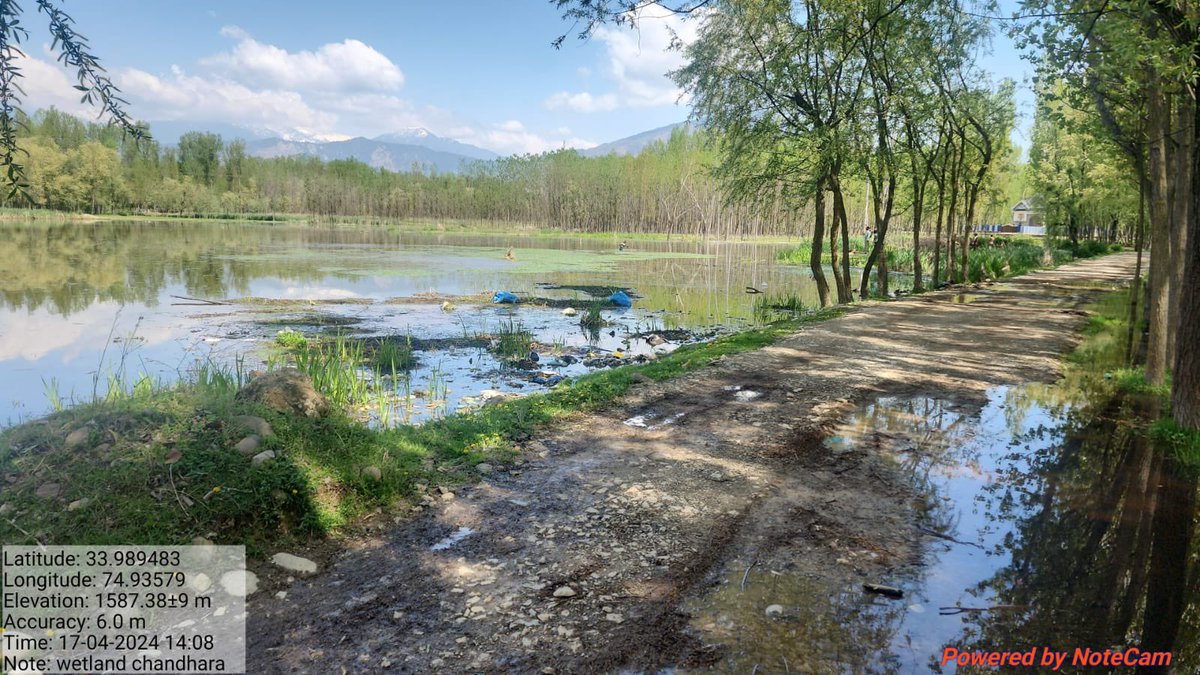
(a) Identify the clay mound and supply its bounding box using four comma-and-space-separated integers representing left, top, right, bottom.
236, 368, 328, 418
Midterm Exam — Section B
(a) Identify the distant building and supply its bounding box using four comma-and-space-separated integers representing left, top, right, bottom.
1011, 198, 1045, 235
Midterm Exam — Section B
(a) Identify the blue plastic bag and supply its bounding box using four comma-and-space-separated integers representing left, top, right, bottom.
492, 291, 518, 304
608, 290, 632, 307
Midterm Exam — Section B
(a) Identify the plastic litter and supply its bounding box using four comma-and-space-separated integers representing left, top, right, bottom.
492, 291, 518, 304
608, 290, 632, 307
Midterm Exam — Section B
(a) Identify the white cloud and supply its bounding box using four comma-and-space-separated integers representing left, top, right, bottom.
117, 65, 341, 139
202, 26, 404, 93
447, 120, 596, 155
544, 91, 619, 113
14, 29, 591, 156
542, 9, 701, 113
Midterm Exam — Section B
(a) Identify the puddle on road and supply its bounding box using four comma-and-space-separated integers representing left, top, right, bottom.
682, 385, 1199, 672
430, 526, 475, 552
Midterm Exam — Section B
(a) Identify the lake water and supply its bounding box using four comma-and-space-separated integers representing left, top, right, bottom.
0, 219, 839, 425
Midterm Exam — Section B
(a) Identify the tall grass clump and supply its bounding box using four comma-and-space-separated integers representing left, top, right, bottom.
492, 318, 533, 361
368, 336, 416, 372
291, 335, 372, 406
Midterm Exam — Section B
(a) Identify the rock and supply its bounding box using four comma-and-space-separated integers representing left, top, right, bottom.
234, 435, 261, 455
552, 586, 577, 598
271, 552, 318, 575
35, 483, 61, 499
0, 503, 12, 516
65, 428, 89, 447
765, 604, 784, 617
189, 573, 213, 593
481, 390, 523, 407
232, 415, 273, 437
251, 450, 276, 466
605, 613, 624, 623
475, 463, 494, 475
219, 570, 258, 596
561, 307, 578, 316
235, 368, 328, 418
362, 466, 382, 481
275, 591, 288, 600
192, 536, 214, 546
67, 498, 90, 512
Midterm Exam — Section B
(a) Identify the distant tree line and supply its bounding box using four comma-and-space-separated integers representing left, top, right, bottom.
6, 108, 803, 237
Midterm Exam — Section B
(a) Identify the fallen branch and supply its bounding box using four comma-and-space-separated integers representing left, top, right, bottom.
939, 604, 1027, 615
170, 294, 229, 306
741, 556, 758, 591
916, 525, 985, 550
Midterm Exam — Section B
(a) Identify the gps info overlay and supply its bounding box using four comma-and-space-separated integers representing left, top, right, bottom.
2, 545, 247, 673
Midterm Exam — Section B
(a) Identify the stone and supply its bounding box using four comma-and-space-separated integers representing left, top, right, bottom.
234, 435, 261, 455
271, 552, 318, 575
552, 586, 576, 598
605, 613, 624, 624
65, 428, 89, 447
235, 368, 329, 418
192, 536, 214, 546
219, 570, 258, 597
231, 415, 273, 437
35, 483, 61, 499
0, 502, 13, 516
67, 498, 90, 512
362, 466, 382, 481
251, 450, 276, 466
561, 307, 577, 316
475, 463, 494, 475
765, 604, 784, 617
275, 591, 288, 600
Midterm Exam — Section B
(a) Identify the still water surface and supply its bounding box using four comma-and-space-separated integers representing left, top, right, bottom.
0, 220, 834, 424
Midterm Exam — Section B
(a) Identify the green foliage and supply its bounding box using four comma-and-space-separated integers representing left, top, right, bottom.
579, 302, 605, 328
368, 337, 416, 372
274, 329, 307, 351
491, 318, 533, 361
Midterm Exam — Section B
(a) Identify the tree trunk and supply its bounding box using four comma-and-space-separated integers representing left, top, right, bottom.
1145, 83, 1173, 386
811, 184, 831, 307
1172, 89, 1200, 431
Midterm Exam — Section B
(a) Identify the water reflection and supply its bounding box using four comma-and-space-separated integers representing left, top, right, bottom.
0, 220, 826, 423
684, 386, 1197, 672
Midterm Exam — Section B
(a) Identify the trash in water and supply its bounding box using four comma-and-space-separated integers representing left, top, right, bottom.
608, 290, 633, 307
492, 291, 518, 304
862, 582, 904, 599
531, 371, 564, 386
623, 415, 649, 428
431, 527, 474, 551
733, 390, 761, 402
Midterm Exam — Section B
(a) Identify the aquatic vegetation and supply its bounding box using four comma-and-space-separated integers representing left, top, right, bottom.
579, 302, 606, 329
368, 337, 417, 372
492, 318, 533, 361
753, 293, 806, 322
275, 329, 308, 351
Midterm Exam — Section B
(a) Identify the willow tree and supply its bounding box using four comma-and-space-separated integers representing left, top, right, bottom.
672, 0, 884, 306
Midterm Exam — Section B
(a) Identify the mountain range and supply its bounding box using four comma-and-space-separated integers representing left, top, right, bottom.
147, 121, 687, 174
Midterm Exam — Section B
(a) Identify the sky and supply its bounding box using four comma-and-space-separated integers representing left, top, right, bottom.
20, 1, 1035, 155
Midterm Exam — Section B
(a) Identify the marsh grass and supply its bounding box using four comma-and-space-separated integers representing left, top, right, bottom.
492, 318, 533, 361
579, 302, 606, 329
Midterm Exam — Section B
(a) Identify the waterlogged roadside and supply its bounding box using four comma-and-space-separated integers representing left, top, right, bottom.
681, 285, 1199, 673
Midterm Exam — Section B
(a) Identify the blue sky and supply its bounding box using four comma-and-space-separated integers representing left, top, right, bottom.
22, 1, 1034, 154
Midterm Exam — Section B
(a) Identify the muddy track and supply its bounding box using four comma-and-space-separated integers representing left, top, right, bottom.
247, 254, 1138, 674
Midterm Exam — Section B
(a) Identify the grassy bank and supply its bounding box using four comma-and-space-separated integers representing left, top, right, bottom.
0, 307, 845, 553
776, 236, 1123, 283
1051, 283, 1199, 471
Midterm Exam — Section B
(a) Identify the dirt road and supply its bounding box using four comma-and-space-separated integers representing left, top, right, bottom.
247, 253, 1138, 673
